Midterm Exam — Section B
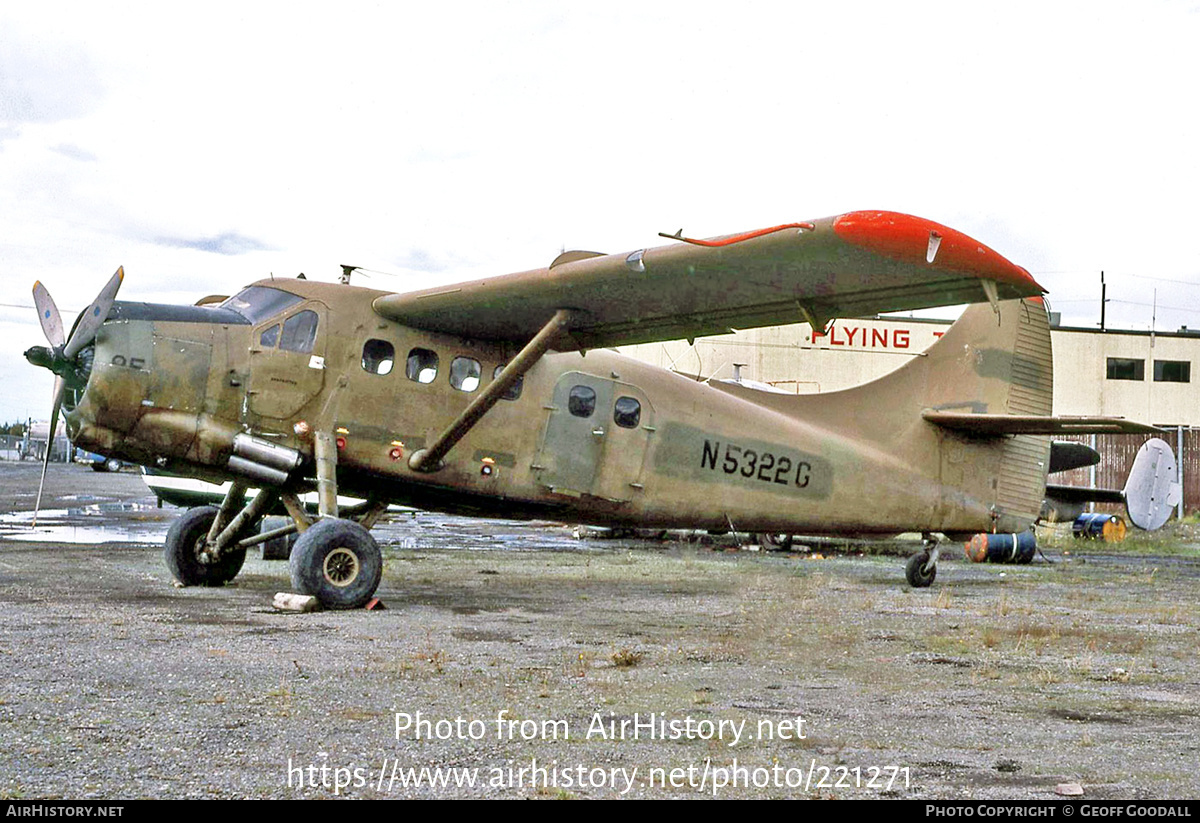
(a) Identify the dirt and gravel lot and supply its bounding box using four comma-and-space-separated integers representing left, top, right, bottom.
0, 461, 1198, 799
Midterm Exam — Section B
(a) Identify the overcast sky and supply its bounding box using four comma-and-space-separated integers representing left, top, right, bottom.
3, 1, 1199, 423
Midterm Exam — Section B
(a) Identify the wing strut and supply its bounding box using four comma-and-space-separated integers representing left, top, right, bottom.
408, 309, 576, 473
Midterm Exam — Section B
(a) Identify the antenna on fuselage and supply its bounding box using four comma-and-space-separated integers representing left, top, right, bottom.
339, 265, 360, 285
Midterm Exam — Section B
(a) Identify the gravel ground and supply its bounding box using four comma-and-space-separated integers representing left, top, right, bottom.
0, 461, 1198, 800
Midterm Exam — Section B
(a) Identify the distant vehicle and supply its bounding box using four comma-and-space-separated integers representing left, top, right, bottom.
76, 448, 124, 472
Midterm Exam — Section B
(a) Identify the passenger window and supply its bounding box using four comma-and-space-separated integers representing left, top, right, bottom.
406, 348, 439, 384
568, 385, 596, 418
450, 357, 481, 392
493, 365, 523, 401
362, 339, 395, 375
260, 324, 280, 348
614, 396, 641, 429
279, 310, 318, 353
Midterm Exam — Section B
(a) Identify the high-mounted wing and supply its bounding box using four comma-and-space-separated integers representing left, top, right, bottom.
372, 210, 1044, 350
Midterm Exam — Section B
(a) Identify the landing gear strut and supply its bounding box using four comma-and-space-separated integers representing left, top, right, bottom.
905, 533, 940, 588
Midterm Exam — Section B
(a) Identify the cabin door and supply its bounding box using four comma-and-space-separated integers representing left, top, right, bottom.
535, 372, 653, 502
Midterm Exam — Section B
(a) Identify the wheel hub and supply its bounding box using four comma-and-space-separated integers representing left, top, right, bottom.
323, 547, 360, 587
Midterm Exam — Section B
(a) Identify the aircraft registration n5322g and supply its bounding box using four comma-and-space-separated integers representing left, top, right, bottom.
24, 210, 1159, 608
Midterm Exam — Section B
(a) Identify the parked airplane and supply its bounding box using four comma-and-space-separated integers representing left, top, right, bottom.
25, 210, 1157, 607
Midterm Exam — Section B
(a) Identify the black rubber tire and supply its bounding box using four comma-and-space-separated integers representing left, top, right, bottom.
104, 458, 122, 472
260, 516, 298, 561
289, 519, 382, 610
905, 551, 937, 588
164, 506, 248, 587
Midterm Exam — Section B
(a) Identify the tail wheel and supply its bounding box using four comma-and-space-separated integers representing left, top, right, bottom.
289, 519, 382, 609
905, 551, 937, 588
164, 506, 248, 587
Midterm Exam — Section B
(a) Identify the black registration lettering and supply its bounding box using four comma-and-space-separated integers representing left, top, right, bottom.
795, 461, 812, 488
740, 449, 757, 478
757, 452, 775, 482
698, 438, 818, 493
774, 456, 792, 485
722, 445, 742, 474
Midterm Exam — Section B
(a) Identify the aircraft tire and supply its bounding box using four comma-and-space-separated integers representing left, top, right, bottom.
289, 518, 381, 610
164, 506, 248, 587
260, 516, 298, 560
905, 551, 937, 588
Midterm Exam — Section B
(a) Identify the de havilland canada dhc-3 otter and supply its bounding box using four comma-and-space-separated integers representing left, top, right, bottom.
25, 210, 1159, 608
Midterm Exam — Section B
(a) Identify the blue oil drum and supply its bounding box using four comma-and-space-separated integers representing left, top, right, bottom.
1071, 512, 1127, 542
964, 531, 1036, 564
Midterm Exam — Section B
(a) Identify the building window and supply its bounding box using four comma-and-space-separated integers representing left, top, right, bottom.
361, 339, 395, 375
613, 396, 641, 429
406, 348, 438, 384
450, 356, 481, 392
1154, 360, 1191, 383
1106, 358, 1144, 381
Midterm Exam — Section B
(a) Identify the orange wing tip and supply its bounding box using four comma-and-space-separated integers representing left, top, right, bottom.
832, 210, 1044, 293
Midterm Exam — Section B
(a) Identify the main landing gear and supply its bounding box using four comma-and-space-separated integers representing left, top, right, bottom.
163, 462, 388, 610
904, 533, 940, 588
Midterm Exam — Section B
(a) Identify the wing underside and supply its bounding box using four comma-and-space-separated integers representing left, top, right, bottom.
372, 211, 1044, 350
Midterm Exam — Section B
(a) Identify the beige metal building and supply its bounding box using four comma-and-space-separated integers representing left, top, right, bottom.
620, 314, 1200, 515
620, 315, 1199, 428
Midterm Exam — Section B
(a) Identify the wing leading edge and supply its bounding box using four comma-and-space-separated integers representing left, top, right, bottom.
372, 211, 1044, 350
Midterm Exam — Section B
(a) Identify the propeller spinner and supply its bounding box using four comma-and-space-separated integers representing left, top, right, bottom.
25, 267, 124, 526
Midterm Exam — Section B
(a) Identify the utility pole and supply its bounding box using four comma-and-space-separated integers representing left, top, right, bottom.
1100, 271, 1106, 331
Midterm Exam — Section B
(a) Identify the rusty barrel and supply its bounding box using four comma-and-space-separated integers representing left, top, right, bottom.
964, 532, 1036, 564
1071, 512, 1127, 542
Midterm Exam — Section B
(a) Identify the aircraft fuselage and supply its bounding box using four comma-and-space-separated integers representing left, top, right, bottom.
66, 277, 1007, 538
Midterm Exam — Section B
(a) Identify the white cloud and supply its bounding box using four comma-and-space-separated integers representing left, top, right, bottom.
2, 1, 1200, 421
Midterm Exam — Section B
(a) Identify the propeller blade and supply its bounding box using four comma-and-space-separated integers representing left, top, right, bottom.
32, 281, 65, 348
32, 376, 65, 529
63, 266, 123, 359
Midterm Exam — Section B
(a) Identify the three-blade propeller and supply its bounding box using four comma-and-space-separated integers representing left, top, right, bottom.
27, 267, 124, 527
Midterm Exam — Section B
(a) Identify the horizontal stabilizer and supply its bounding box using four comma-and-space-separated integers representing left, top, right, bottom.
923, 412, 1161, 435
1044, 484, 1126, 505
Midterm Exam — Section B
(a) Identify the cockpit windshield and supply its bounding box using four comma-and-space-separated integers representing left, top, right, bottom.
220, 286, 304, 323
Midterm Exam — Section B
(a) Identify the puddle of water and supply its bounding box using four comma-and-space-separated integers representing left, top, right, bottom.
2, 524, 167, 545
0, 503, 169, 545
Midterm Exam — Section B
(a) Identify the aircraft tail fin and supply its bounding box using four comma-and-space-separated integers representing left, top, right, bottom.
709, 297, 1056, 532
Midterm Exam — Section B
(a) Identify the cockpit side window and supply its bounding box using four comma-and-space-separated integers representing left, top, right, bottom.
220, 286, 304, 323
279, 310, 318, 353
260, 324, 280, 348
